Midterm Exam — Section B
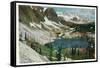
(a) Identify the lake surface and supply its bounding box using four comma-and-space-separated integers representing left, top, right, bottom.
47, 38, 89, 49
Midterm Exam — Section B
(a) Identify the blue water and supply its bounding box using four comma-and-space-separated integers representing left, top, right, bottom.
47, 38, 89, 49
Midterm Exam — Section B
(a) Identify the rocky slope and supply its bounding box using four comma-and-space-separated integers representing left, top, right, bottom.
19, 5, 95, 33
19, 41, 49, 63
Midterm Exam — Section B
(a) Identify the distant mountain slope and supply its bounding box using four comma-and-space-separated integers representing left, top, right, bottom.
19, 5, 95, 33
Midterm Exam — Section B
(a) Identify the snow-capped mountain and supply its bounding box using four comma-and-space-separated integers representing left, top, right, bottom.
29, 17, 65, 31
19, 5, 95, 45
57, 12, 94, 24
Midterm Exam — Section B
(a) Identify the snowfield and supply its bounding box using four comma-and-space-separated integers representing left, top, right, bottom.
19, 23, 55, 45
19, 41, 49, 63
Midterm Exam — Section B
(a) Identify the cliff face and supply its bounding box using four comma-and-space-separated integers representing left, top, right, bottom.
19, 5, 60, 24
19, 5, 45, 24
18, 6, 56, 24
44, 8, 59, 23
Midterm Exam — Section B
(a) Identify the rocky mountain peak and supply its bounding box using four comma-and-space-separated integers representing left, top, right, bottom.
19, 5, 95, 33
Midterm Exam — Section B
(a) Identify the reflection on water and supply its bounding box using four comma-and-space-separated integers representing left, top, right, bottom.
46, 37, 90, 49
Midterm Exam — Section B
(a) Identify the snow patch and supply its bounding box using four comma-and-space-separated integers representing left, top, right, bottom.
43, 17, 60, 29
58, 13, 93, 24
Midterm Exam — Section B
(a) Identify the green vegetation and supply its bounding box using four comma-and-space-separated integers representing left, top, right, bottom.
19, 33, 95, 61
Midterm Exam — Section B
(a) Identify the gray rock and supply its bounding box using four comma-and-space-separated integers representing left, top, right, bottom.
44, 8, 59, 23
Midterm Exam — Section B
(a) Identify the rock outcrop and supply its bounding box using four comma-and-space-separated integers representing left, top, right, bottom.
44, 8, 59, 23
19, 5, 45, 24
